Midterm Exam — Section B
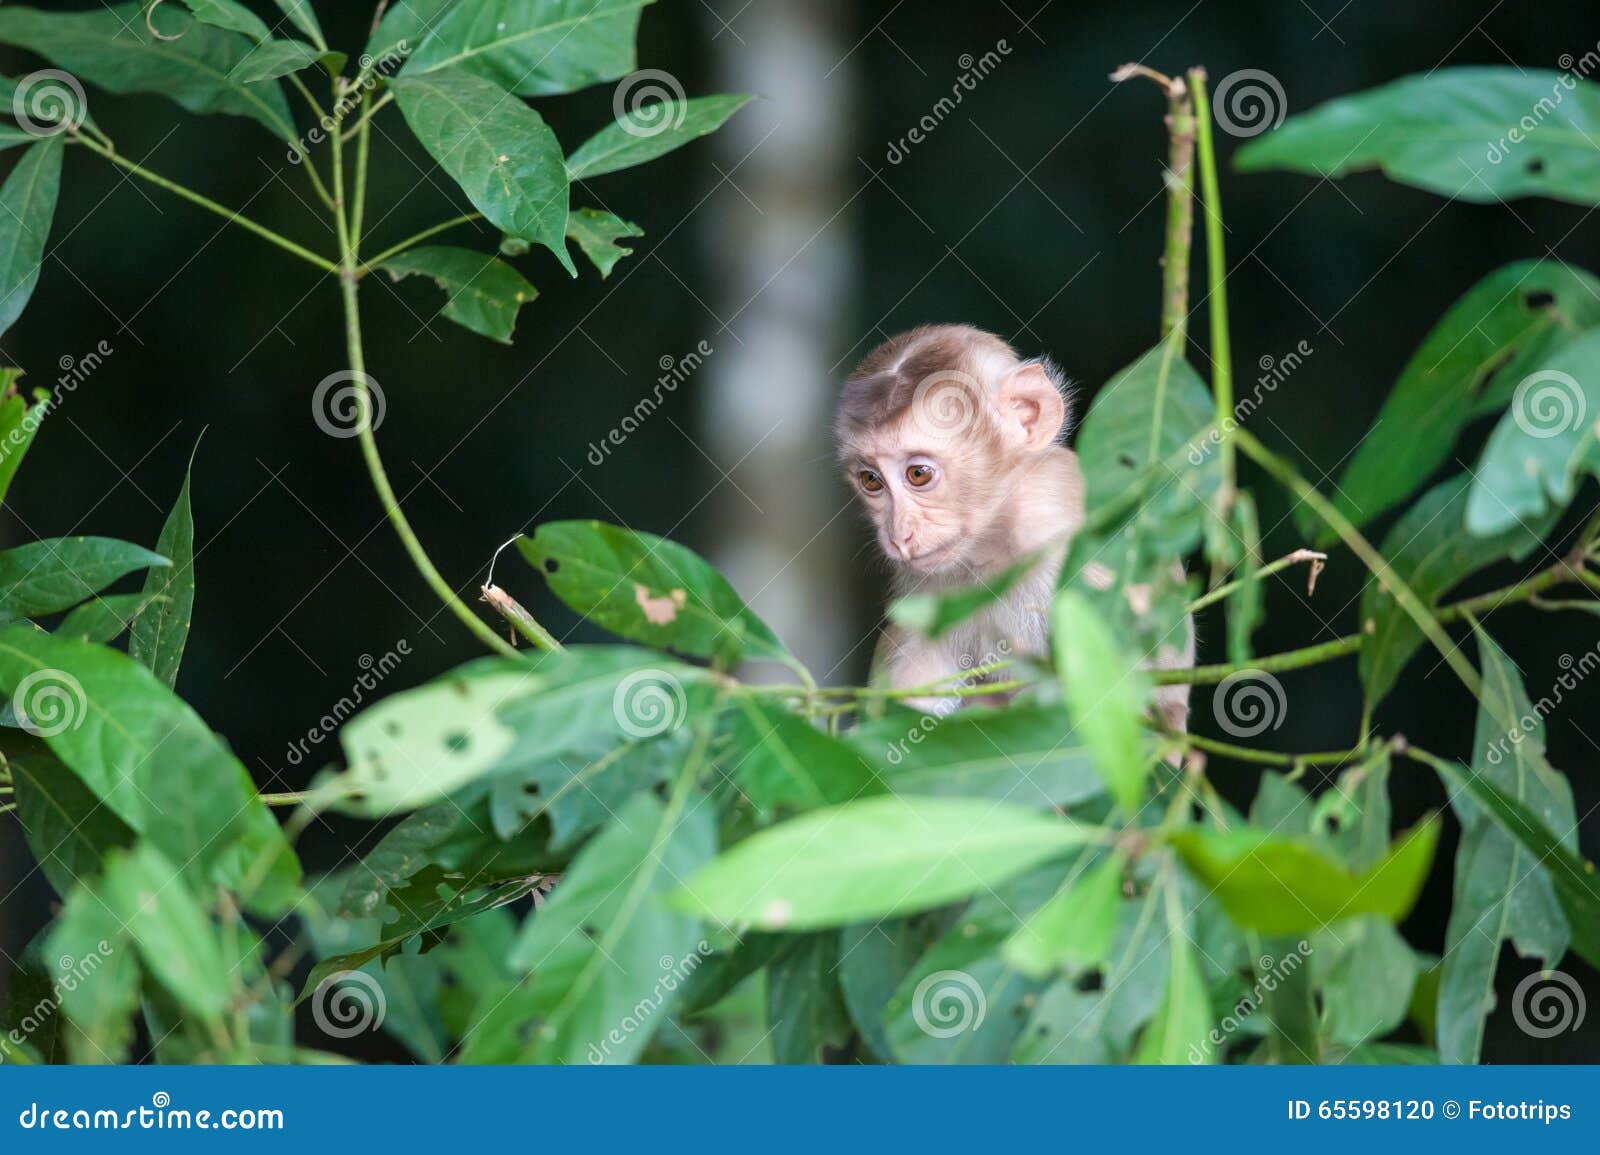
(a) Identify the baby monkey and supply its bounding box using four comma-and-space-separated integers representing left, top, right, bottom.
835, 324, 1190, 729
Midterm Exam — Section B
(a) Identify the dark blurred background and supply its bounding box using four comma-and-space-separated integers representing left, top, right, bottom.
4, 0, 1599, 1062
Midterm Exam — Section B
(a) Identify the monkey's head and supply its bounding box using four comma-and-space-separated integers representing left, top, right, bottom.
835, 325, 1069, 576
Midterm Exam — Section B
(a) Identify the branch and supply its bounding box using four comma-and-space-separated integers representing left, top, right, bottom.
1186, 547, 1326, 615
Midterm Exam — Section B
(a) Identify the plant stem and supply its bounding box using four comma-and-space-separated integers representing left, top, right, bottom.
1160, 78, 1196, 342
357, 213, 486, 275
73, 132, 339, 274
1187, 67, 1236, 515
1173, 730, 1363, 768
1233, 428, 1481, 698
330, 104, 526, 658
1154, 561, 1584, 686
1186, 547, 1325, 615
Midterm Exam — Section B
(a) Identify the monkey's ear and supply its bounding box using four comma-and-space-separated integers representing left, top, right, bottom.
996, 360, 1067, 451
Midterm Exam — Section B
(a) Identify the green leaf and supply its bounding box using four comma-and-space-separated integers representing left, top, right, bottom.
0, 138, 62, 338
403, 0, 648, 97
1053, 589, 1152, 814
846, 705, 1103, 808
0, 536, 168, 622
1002, 852, 1124, 977
380, 245, 537, 344
1465, 327, 1600, 536
44, 888, 137, 1063
887, 552, 1040, 640
366, 0, 457, 62
1255, 934, 1320, 1064
231, 38, 326, 83
461, 791, 713, 1063
392, 68, 575, 275
1075, 338, 1220, 555
1133, 911, 1211, 1064
520, 521, 792, 665
268, 0, 325, 48
128, 455, 195, 687
566, 94, 754, 181
0, 4, 297, 143
1235, 69, 1600, 206
766, 932, 853, 1063
56, 591, 164, 645
324, 646, 706, 815
1359, 475, 1554, 708
676, 796, 1102, 931
1314, 917, 1418, 1046
565, 207, 641, 278
170, 0, 273, 43
10, 752, 136, 896
722, 695, 883, 817
1322, 262, 1600, 538
883, 866, 1062, 1063
1437, 629, 1575, 1063
1169, 818, 1440, 935
1429, 754, 1600, 970
837, 917, 944, 1061
0, 626, 301, 914
0, 377, 45, 504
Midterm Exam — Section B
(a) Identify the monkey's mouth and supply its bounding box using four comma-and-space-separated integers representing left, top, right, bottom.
901, 540, 960, 568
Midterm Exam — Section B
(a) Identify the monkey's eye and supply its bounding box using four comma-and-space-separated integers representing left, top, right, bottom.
858, 469, 885, 494
905, 463, 936, 488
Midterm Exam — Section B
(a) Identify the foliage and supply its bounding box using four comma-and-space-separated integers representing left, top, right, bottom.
0, 14, 1597, 1068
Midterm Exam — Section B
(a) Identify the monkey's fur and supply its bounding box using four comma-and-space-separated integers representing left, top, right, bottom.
836, 324, 1192, 729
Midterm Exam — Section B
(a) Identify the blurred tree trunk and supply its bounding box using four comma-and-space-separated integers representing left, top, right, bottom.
700, 0, 859, 683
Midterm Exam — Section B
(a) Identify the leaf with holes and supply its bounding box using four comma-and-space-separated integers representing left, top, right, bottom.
566, 207, 641, 278
1318, 261, 1600, 540
393, 68, 574, 274
1236, 69, 1600, 206
519, 521, 792, 665
381, 246, 537, 344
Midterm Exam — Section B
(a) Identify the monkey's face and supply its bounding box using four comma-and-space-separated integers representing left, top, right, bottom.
842, 412, 1003, 576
